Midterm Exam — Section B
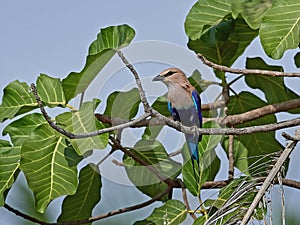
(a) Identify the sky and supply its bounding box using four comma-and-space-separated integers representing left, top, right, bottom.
0, 1, 300, 224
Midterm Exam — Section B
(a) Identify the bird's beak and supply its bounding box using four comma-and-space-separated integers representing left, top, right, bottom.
152, 74, 164, 82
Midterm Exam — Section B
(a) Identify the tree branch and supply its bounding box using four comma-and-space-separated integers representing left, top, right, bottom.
33, 80, 300, 137
228, 134, 234, 180
197, 53, 300, 77
151, 108, 300, 135
31, 82, 150, 139
117, 50, 151, 112
222, 98, 300, 126
178, 179, 197, 220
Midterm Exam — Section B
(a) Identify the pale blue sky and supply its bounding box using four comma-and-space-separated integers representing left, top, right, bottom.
1, 1, 300, 224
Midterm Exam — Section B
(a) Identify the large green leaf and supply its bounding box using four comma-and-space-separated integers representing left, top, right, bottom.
185, 0, 232, 40
56, 99, 108, 155
62, 25, 135, 101
182, 121, 222, 196
3, 113, 47, 147
1, 113, 46, 205
188, 18, 258, 69
58, 164, 101, 224
231, 0, 272, 29
123, 140, 181, 201
227, 92, 283, 173
0, 81, 37, 122
104, 88, 141, 120
260, 0, 300, 59
36, 74, 66, 107
0, 140, 20, 206
245, 57, 300, 114
20, 124, 78, 213
135, 200, 187, 225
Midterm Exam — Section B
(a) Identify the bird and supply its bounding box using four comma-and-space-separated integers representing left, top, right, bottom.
152, 68, 202, 174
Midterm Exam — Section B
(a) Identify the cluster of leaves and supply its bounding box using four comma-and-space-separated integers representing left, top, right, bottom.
0, 0, 299, 224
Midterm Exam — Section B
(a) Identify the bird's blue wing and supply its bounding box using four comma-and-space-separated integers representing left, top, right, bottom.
191, 90, 202, 142
191, 90, 202, 128
168, 102, 180, 122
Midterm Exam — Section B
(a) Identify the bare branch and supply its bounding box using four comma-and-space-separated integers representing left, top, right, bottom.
197, 53, 300, 77
117, 50, 151, 112
228, 134, 234, 180
223, 98, 300, 126
31, 82, 150, 139
3, 204, 51, 225
178, 179, 197, 220
151, 108, 300, 135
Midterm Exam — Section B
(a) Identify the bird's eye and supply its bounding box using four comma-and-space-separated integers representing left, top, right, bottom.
164, 71, 176, 77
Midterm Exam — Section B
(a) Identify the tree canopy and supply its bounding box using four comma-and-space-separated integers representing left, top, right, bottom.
1, 0, 300, 224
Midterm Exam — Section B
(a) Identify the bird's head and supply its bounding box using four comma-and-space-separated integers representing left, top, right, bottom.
152, 68, 187, 85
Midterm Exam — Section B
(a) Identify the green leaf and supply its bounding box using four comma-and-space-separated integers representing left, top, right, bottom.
104, 88, 141, 120
222, 137, 249, 175
0, 140, 20, 206
56, 99, 109, 155
231, 0, 272, 29
20, 124, 78, 213
245, 57, 300, 113
227, 92, 283, 174
123, 140, 181, 201
188, 70, 216, 93
36, 74, 66, 107
260, 1, 300, 59
3, 113, 47, 147
185, 0, 232, 40
0, 81, 37, 122
182, 121, 222, 196
294, 51, 300, 68
88, 24, 135, 54
62, 25, 135, 101
188, 18, 258, 69
138, 200, 187, 225
58, 164, 101, 224
151, 94, 169, 117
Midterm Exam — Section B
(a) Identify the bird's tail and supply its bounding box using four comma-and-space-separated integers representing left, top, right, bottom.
185, 134, 200, 181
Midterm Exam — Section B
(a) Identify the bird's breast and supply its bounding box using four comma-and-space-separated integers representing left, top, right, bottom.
167, 85, 193, 109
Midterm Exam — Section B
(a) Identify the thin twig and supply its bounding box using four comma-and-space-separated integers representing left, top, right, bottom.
228, 134, 234, 180
178, 179, 197, 220
117, 50, 151, 112
31, 82, 150, 139
197, 53, 300, 77
4, 204, 51, 225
